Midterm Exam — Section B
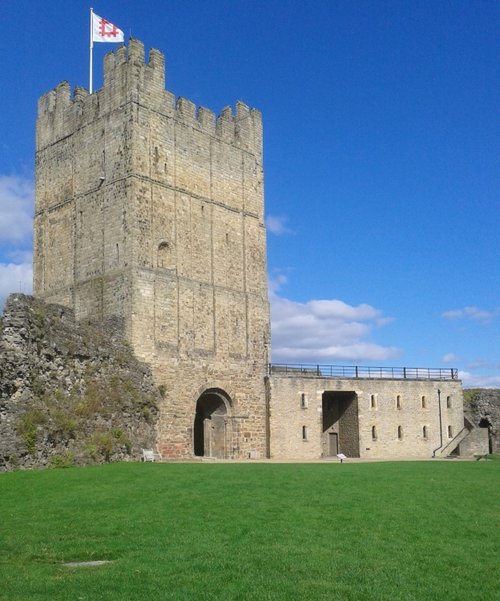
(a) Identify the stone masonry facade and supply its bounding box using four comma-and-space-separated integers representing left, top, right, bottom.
267, 374, 466, 459
33, 39, 487, 461
34, 40, 269, 459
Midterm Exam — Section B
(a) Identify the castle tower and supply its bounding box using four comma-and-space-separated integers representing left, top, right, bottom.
34, 40, 270, 459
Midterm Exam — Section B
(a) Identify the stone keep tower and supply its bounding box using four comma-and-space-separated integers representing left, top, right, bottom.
34, 40, 270, 459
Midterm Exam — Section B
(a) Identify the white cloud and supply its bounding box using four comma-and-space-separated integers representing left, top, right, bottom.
265, 215, 293, 235
442, 352, 461, 364
466, 359, 500, 371
442, 306, 499, 324
0, 175, 34, 244
0, 260, 33, 309
270, 280, 399, 364
268, 273, 288, 293
460, 371, 500, 389
0, 175, 34, 310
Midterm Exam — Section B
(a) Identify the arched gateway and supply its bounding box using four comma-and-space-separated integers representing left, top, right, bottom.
194, 389, 232, 458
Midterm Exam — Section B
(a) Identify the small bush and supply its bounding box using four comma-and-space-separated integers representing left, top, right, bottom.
142, 406, 152, 422
30, 373, 46, 398
17, 409, 47, 453
85, 428, 133, 462
7, 454, 20, 469
51, 408, 77, 436
49, 452, 75, 469
111, 428, 132, 453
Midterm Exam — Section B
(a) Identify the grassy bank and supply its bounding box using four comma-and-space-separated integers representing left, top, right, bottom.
1, 461, 498, 600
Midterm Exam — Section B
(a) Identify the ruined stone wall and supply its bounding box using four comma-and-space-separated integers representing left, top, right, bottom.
34, 40, 270, 459
269, 375, 465, 459
0, 294, 159, 471
464, 389, 500, 453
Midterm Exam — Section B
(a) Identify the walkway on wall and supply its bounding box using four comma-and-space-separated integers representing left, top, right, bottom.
269, 363, 459, 381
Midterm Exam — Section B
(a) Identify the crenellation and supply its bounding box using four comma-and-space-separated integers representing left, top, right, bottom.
235, 101, 252, 151
163, 90, 176, 113
176, 97, 197, 124
37, 89, 56, 115
216, 105, 235, 142
103, 50, 117, 87
250, 109, 263, 158
55, 81, 71, 108
148, 48, 166, 89
115, 44, 127, 66
197, 106, 216, 133
73, 86, 88, 102
128, 38, 145, 64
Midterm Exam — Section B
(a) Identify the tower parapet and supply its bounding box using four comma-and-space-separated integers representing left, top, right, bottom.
36, 39, 262, 155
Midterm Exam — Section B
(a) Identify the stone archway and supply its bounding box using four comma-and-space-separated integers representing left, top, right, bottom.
193, 389, 232, 458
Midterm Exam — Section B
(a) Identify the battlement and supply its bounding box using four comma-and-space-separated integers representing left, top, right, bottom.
36, 39, 262, 154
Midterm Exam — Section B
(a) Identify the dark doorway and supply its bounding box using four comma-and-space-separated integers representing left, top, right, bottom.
479, 418, 493, 454
322, 391, 360, 457
194, 389, 231, 458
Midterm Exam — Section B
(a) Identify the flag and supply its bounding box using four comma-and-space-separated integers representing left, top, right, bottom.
92, 12, 124, 43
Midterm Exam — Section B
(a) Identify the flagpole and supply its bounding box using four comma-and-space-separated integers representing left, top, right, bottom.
89, 7, 94, 94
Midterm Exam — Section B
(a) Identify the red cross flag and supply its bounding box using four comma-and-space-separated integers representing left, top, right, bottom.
92, 11, 124, 43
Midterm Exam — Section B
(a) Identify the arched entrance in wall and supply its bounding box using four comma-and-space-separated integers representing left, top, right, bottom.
193, 389, 232, 459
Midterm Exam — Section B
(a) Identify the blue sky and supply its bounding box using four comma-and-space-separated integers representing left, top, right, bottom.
0, 1, 498, 387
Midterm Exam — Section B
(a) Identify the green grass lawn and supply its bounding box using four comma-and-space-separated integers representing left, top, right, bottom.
1, 460, 499, 601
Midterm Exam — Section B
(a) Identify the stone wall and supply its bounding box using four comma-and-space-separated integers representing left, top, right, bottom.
268, 375, 465, 459
464, 389, 500, 453
459, 427, 490, 457
0, 294, 159, 471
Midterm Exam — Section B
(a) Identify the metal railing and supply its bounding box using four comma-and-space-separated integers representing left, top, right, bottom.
268, 363, 459, 381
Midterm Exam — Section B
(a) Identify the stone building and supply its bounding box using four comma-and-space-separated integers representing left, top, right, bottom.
33, 39, 486, 460
267, 367, 477, 460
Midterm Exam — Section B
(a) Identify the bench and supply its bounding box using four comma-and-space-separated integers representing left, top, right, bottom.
141, 448, 161, 462
474, 453, 488, 461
